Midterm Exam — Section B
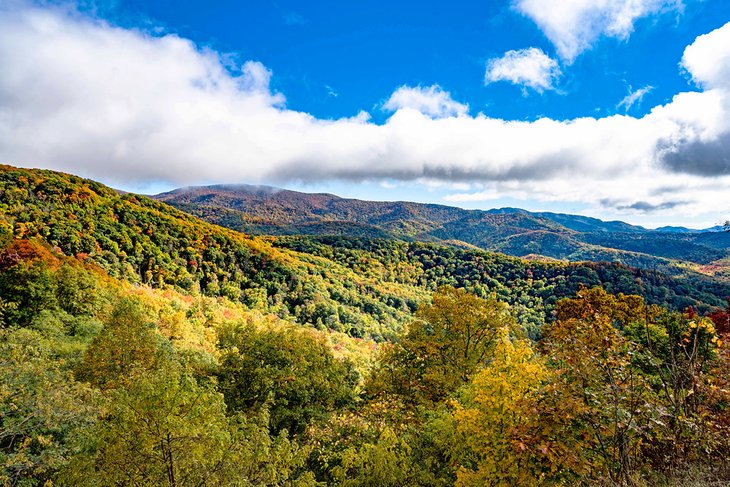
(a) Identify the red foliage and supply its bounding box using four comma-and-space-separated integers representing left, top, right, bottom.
707, 298, 730, 334
4, 239, 60, 267
0, 249, 21, 271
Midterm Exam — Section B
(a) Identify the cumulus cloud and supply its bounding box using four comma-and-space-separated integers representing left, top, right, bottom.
617, 85, 654, 112
240, 61, 280, 97
515, 0, 682, 62
2, 3, 730, 220
658, 131, 730, 176
680, 20, 730, 90
655, 22, 730, 176
485, 48, 561, 93
383, 85, 468, 118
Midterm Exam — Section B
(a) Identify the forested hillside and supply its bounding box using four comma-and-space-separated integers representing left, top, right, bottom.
1, 239, 730, 485
274, 236, 730, 332
2, 165, 728, 338
0, 165, 429, 338
3, 165, 730, 485
156, 184, 730, 279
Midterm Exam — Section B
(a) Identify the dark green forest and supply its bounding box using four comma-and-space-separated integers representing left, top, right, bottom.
2, 165, 730, 485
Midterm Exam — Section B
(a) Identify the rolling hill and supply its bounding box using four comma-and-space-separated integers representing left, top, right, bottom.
3, 164, 730, 485
2, 164, 729, 338
154, 183, 730, 279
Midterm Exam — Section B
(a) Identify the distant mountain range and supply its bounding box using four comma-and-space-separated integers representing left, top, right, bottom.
154, 184, 730, 280
654, 225, 726, 233
486, 207, 725, 234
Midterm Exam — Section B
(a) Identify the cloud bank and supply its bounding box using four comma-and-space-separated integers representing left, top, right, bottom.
1, 4, 730, 219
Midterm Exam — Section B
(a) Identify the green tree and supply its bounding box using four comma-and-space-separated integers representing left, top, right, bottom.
65, 367, 315, 486
625, 309, 720, 468
305, 400, 427, 487
0, 261, 57, 327
328, 427, 414, 487
78, 297, 172, 390
54, 263, 104, 316
368, 286, 515, 405
0, 328, 99, 486
216, 322, 358, 436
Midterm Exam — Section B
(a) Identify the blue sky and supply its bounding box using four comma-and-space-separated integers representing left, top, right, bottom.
108, 0, 726, 122
1, 0, 730, 227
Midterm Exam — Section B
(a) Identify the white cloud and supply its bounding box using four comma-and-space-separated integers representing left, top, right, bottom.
485, 47, 561, 93
383, 85, 468, 118
1, 4, 730, 221
681, 21, 730, 90
617, 85, 654, 111
515, 0, 682, 62
240, 61, 278, 96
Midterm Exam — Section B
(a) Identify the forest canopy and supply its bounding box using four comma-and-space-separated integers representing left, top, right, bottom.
1, 165, 730, 485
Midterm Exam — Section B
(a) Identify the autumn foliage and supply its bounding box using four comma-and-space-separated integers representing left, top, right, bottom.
1, 164, 730, 485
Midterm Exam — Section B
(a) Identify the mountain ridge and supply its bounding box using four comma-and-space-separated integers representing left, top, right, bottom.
156, 184, 723, 233
2, 163, 729, 335
153, 183, 730, 279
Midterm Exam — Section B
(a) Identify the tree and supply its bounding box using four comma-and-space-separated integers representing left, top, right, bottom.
707, 298, 730, 334
624, 309, 720, 468
327, 427, 415, 487
78, 296, 172, 390
54, 263, 104, 316
65, 367, 315, 486
539, 287, 657, 485
450, 328, 548, 486
305, 397, 440, 487
368, 286, 516, 406
0, 261, 57, 327
0, 328, 99, 486
216, 322, 358, 436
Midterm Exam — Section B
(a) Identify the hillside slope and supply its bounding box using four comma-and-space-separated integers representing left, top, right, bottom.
155, 184, 730, 277
2, 165, 728, 337
0, 166, 427, 338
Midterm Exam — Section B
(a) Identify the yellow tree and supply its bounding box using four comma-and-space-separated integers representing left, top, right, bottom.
368, 286, 516, 406
451, 327, 548, 486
